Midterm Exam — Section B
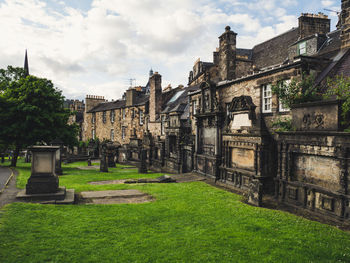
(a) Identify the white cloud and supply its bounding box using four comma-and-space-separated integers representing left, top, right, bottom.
322, 0, 335, 7
0, 0, 342, 100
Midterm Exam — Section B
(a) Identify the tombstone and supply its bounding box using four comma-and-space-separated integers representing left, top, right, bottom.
87, 158, 92, 166
138, 149, 148, 174
25, 151, 31, 163
25, 146, 60, 194
100, 143, 108, 172
16, 145, 75, 204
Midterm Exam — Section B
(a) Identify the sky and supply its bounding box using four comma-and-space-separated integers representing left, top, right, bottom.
0, 0, 341, 101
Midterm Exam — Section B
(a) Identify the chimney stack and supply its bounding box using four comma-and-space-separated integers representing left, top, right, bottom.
218, 26, 237, 81
341, 0, 350, 49
298, 13, 330, 40
149, 72, 162, 122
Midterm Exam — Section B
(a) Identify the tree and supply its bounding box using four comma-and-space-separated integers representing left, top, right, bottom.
0, 67, 78, 167
271, 73, 320, 108
325, 74, 350, 130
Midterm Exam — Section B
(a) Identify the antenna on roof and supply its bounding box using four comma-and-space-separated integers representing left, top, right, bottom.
324, 8, 340, 15
129, 78, 136, 88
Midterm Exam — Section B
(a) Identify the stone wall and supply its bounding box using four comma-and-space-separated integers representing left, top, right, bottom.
276, 132, 350, 220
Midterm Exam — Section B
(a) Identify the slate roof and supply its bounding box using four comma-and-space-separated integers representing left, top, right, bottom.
252, 28, 299, 69
87, 100, 126, 113
162, 85, 199, 114
237, 48, 253, 60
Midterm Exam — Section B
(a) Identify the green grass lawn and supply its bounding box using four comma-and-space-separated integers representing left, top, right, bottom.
1, 160, 350, 262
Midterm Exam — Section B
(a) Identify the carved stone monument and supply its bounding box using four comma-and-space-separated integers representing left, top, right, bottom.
16, 146, 75, 204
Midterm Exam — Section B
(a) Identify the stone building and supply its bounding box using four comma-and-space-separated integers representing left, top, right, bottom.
80, 1, 350, 221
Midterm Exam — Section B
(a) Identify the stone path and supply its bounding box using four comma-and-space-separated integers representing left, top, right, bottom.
0, 166, 13, 193
0, 169, 21, 209
79, 189, 153, 204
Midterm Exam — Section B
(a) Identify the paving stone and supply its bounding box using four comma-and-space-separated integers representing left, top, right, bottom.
80, 189, 147, 199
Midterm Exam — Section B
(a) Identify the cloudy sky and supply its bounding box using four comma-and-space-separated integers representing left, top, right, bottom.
0, 0, 341, 101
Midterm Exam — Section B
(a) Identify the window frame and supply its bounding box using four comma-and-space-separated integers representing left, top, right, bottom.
139, 110, 144, 125
110, 129, 114, 141
298, 41, 307, 55
122, 108, 126, 120
110, 110, 115, 123
262, 83, 272, 113
102, 111, 107, 123
122, 126, 126, 140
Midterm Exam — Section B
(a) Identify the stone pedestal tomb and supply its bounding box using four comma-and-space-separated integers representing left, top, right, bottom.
26, 146, 60, 194
17, 146, 75, 204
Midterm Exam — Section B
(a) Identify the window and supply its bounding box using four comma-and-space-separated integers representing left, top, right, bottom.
139, 110, 144, 125
226, 103, 230, 116
92, 129, 95, 140
279, 79, 291, 112
110, 129, 114, 141
92, 113, 96, 124
262, 84, 272, 113
161, 115, 165, 135
131, 109, 135, 119
110, 110, 115, 123
298, 41, 306, 55
102, 111, 106, 123
122, 108, 126, 119
122, 126, 126, 139
192, 100, 197, 115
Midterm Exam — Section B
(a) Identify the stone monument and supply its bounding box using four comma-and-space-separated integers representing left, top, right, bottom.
100, 143, 108, 172
138, 149, 148, 174
17, 146, 74, 204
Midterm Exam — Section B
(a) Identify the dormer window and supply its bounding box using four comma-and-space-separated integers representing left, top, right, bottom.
298, 42, 306, 55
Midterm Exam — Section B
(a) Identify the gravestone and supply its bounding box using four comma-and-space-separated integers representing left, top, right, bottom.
138, 149, 147, 174
25, 146, 60, 194
100, 143, 108, 172
16, 145, 75, 204
87, 158, 92, 166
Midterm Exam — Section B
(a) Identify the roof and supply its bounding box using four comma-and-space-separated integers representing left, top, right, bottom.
252, 28, 299, 69
237, 48, 253, 60
161, 86, 197, 114
88, 100, 126, 113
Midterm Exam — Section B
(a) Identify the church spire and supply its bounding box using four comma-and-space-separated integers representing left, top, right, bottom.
24, 49, 29, 76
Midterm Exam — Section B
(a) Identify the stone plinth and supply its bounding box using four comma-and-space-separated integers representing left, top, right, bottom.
26, 146, 60, 194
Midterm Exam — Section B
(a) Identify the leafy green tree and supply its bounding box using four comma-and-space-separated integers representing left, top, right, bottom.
0, 66, 26, 91
325, 74, 350, 130
271, 73, 319, 108
0, 67, 78, 167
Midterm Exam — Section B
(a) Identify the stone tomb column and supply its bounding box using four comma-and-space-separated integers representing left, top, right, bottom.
26, 146, 60, 194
